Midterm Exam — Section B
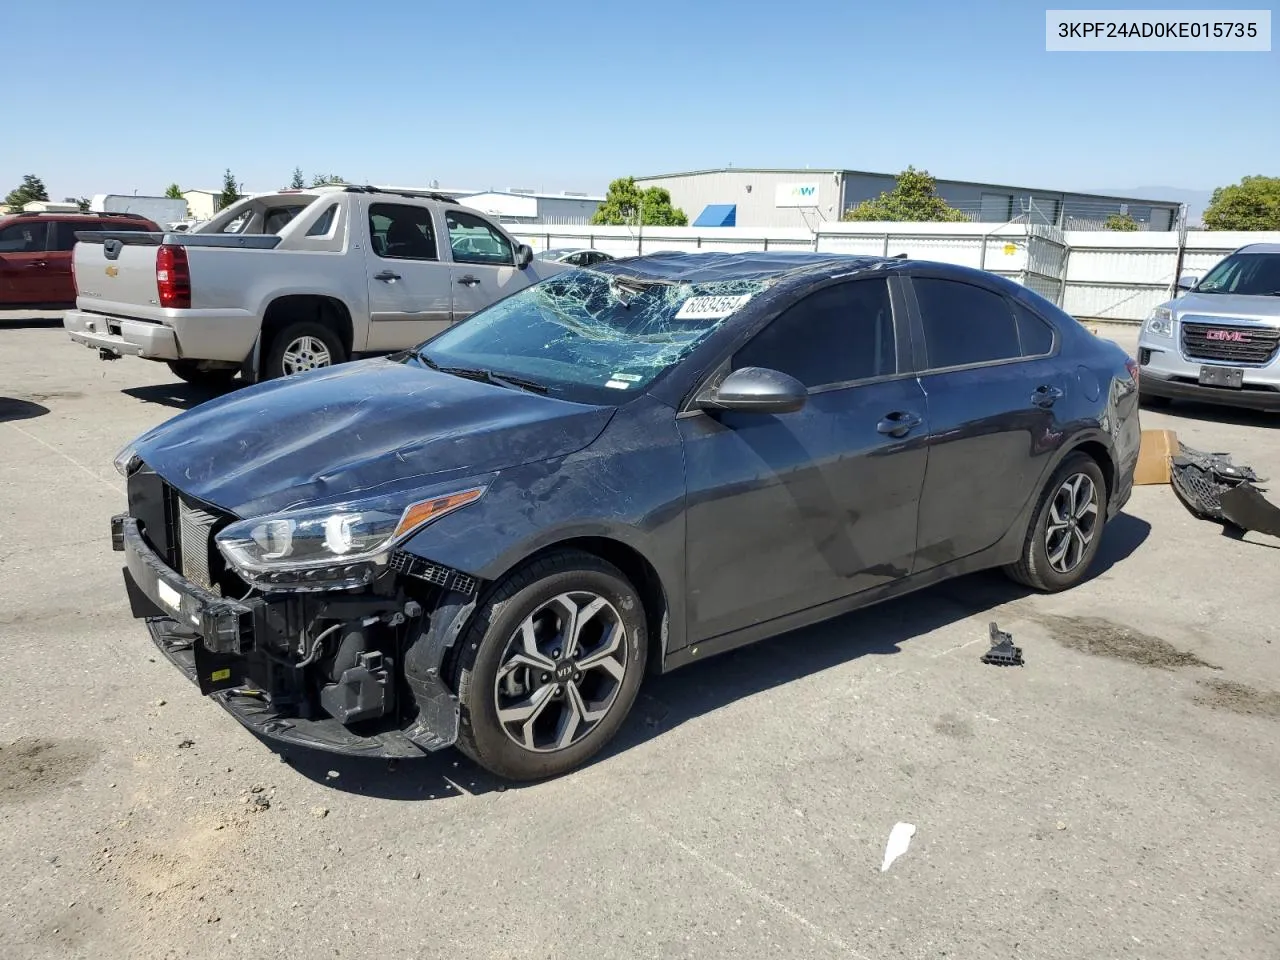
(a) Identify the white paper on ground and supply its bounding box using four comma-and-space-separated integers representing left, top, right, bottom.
880, 822, 916, 872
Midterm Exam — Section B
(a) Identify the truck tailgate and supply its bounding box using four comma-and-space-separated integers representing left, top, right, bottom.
73, 232, 164, 314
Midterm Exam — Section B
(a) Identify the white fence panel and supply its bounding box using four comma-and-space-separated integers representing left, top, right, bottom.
509, 222, 1280, 323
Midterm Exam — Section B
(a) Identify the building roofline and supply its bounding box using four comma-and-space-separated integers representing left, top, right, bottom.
634, 167, 1181, 207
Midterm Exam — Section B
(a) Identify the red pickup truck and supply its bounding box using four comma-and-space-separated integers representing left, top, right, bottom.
0, 211, 160, 308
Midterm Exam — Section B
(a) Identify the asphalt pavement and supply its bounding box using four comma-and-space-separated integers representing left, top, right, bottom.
2, 315, 1278, 960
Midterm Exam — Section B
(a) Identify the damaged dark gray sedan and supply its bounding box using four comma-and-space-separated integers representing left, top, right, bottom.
112, 252, 1141, 780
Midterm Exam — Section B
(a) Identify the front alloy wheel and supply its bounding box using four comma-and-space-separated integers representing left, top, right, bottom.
494, 592, 627, 752
1045, 472, 1099, 574
453, 550, 648, 781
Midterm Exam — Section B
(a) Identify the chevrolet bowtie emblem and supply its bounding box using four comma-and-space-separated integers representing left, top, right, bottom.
105, 265, 119, 277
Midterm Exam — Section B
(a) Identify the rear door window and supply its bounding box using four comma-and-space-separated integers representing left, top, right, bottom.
369, 203, 439, 260
912, 277, 1022, 369
53, 222, 100, 249
0, 221, 49, 252
1012, 301, 1055, 357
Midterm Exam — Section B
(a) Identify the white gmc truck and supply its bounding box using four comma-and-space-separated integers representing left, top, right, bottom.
64, 186, 567, 384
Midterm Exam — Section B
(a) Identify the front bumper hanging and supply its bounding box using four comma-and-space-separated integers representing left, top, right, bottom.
114, 513, 471, 759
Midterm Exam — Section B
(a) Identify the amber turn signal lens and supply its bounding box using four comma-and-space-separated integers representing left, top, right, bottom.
393, 488, 485, 540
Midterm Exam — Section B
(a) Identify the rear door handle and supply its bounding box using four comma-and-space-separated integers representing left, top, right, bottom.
1032, 385, 1064, 407
876, 411, 923, 437
456, 275, 481, 287
27, 261, 48, 268
374, 270, 401, 282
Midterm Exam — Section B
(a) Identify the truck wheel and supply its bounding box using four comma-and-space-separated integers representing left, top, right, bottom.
1004, 452, 1108, 592
263, 322, 346, 380
166, 360, 238, 387
453, 550, 648, 781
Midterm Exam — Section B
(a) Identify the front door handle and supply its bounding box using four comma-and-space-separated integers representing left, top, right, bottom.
27, 261, 48, 269
456, 275, 481, 287
1031, 384, 1064, 407
374, 270, 401, 282
876, 411, 923, 437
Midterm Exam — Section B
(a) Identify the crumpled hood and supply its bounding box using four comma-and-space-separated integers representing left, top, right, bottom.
1174, 292, 1280, 324
133, 357, 614, 517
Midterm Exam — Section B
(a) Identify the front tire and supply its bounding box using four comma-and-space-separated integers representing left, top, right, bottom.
263, 321, 346, 380
1004, 452, 1107, 592
453, 550, 648, 781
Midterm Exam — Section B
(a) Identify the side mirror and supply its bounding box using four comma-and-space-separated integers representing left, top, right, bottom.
516, 243, 534, 268
1176, 274, 1199, 292
696, 366, 807, 415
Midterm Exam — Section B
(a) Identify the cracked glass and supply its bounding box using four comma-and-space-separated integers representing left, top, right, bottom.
411, 269, 770, 405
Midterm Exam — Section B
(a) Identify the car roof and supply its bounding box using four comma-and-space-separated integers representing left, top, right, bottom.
1238, 243, 1280, 254
593, 251, 891, 285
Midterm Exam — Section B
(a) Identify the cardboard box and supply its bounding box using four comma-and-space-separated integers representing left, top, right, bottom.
1134, 429, 1178, 485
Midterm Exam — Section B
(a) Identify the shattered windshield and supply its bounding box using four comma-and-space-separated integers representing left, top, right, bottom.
414, 271, 767, 404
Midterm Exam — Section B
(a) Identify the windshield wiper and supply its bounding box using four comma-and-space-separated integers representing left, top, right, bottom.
439, 364, 548, 394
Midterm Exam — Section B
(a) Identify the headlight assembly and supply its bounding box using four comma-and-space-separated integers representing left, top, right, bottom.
1145, 307, 1174, 338
112, 441, 140, 477
215, 486, 485, 590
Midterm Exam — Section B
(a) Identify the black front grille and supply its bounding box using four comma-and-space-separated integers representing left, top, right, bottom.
1181, 321, 1280, 366
128, 465, 232, 594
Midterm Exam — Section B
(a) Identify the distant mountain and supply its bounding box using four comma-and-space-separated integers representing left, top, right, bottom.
1088, 186, 1213, 224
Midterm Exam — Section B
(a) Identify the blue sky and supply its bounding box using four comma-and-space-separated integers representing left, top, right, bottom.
4, 0, 1274, 200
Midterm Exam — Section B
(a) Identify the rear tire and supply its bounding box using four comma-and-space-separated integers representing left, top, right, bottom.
1004, 452, 1108, 593
263, 321, 346, 380
452, 550, 648, 781
166, 360, 238, 387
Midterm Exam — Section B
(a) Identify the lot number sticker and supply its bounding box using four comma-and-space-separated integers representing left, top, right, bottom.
675, 294, 753, 319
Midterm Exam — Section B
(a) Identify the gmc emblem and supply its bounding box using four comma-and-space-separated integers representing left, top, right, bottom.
1205, 329, 1250, 342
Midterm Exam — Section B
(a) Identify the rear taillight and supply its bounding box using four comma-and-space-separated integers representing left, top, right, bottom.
156, 244, 191, 309
1125, 356, 1140, 383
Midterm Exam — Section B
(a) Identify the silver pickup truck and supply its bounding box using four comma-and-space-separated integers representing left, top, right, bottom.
64, 186, 567, 384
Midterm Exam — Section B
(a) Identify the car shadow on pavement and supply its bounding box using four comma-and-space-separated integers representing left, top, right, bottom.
0, 398, 50, 423
0, 315, 65, 328
123, 381, 237, 410
268, 511, 1151, 801
1150, 400, 1277, 430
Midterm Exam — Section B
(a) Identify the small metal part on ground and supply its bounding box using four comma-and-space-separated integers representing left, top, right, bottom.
981, 622, 1024, 666
1170, 444, 1280, 539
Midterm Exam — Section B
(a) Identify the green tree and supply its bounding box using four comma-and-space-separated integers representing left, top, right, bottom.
164, 183, 184, 199
310, 173, 347, 187
217, 168, 242, 211
3, 174, 49, 211
75, 197, 91, 213
1202, 175, 1280, 231
1104, 212, 1139, 231
841, 167, 969, 222
290, 167, 306, 189
591, 177, 688, 226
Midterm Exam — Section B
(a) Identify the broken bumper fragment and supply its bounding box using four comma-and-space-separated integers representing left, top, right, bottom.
1169, 445, 1280, 539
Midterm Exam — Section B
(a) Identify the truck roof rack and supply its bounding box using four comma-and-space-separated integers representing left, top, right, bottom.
341, 185, 459, 204
11, 210, 147, 218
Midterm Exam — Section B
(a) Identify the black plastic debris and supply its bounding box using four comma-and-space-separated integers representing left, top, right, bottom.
981, 622, 1024, 666
1170, 444, 1280, 539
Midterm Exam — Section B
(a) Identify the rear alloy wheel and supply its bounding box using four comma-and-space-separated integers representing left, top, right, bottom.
1004, 452, 1107, 592
263, 321, 346, 380
453, 551, 647, 780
